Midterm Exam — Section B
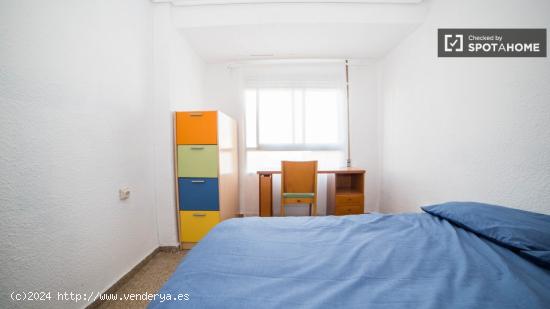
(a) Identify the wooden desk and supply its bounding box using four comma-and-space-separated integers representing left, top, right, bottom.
257, 168, 366, 216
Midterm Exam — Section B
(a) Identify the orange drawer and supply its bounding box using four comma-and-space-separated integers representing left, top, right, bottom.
336, 194, 364, 206
176, 111, 218, 145
334, 204, 363, 215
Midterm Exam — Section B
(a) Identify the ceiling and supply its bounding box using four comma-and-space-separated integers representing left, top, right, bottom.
170, 2, 428, 63
181, 22, 421, 62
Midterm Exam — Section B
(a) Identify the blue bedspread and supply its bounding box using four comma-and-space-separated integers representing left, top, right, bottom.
149, 214, 550, 308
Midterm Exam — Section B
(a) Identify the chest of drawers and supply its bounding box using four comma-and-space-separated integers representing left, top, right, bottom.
174, 111, 238, 245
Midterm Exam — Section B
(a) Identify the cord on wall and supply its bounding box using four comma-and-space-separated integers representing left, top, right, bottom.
345, 59, 352, 168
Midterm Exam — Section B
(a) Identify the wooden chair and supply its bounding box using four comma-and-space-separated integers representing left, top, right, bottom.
280, 161, 318, 216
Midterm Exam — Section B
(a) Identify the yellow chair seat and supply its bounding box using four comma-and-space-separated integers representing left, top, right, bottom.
282, 192, 315, 198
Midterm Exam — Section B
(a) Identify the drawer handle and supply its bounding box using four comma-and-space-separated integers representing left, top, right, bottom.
193, 213, 207, 217
189, 113, 203, 117
190, 147, 204, 150
191, 180, 205, 183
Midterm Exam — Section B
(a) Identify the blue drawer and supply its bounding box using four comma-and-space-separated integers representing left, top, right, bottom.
178, 178, 219, 211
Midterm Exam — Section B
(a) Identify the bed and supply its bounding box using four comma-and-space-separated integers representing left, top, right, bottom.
149, 202, 550, 308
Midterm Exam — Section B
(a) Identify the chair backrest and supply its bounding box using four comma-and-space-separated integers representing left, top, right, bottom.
281, 161, 318, 194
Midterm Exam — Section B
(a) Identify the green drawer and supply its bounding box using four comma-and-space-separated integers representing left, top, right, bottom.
177, 145, 218, 178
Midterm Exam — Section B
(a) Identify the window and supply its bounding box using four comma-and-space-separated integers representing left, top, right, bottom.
245, 87, 344, 150
245, 86, 346, 172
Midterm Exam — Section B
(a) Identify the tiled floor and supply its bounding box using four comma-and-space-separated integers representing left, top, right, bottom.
97, 250, 187, 309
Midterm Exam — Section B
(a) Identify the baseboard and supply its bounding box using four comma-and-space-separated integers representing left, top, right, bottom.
86, 245, 180, 308
159, 245, 181, 253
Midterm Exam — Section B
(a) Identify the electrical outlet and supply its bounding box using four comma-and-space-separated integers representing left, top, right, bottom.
119, 187, 130, 200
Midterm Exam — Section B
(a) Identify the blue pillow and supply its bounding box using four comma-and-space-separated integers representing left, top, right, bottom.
422, 202, 550, 268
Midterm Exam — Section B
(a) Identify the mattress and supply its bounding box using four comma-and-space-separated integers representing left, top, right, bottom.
149, 213, 550, 308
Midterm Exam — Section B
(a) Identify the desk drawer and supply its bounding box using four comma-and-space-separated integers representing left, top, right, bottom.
283, 197, 314, 205
177, 145, 218, 178
178, 178, 219, 211
334, 204, 363, 215
179, 211, 219, 242
336, 194, 364, 206
176, 111, 218, 145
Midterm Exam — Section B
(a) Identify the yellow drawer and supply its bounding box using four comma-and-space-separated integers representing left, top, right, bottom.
336, 194, 364, 206
179, 211, 220, 243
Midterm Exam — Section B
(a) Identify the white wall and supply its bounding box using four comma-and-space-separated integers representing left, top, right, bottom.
153, 4, 206, 246
202, 61, 381, 215
0, 0, 157, 308
349, 63, 381, 213
380, 0, 550, 214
